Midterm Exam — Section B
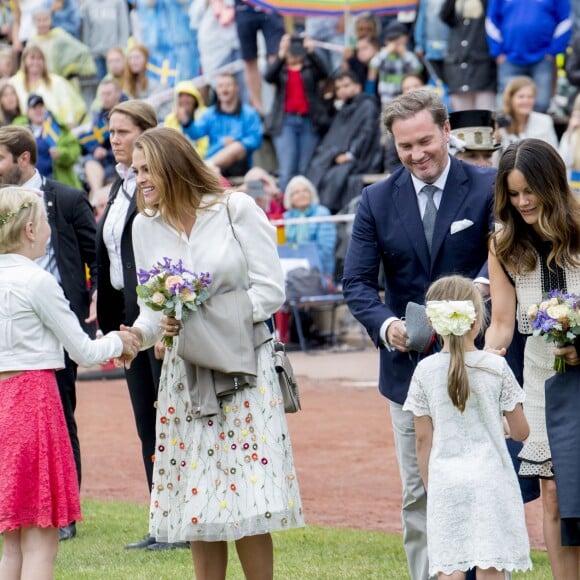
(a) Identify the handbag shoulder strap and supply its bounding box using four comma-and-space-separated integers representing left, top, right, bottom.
226, 193, 249, 271
225, 193, 239, 242
226, 193, 276, 332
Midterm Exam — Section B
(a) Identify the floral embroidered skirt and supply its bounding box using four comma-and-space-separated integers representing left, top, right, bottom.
149, 341, 304, 543
0, 370, 81, 532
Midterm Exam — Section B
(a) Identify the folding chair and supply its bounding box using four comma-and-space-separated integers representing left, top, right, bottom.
277, 243, 346, 353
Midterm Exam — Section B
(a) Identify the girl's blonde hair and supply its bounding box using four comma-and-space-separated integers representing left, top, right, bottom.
425, 275, 486, 412
0, 187, 45, 254
133, 127, 225, 232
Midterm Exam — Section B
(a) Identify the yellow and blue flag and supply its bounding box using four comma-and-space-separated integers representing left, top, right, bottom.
42, 114, 61, 148
78, 121, 109, 150
569, 170, 580, 196
146, 55, 179, 88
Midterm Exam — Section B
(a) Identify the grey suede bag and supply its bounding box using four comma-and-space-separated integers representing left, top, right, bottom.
405, 302, 435, 353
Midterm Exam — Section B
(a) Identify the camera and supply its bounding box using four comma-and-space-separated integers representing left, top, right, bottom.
289, 35, 306, 57
246, 179, 266, 200
495, 113, 512, 128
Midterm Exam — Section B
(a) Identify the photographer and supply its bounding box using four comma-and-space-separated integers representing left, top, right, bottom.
264, 33, 330, 191
241, 166, 284, 222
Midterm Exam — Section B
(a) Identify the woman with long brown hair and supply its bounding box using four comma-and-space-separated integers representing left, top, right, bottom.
486, 138, 580, 577
122, 44, 150, 100
122, 44, 170, 120
128, 126, 304, 579
0, 81, 22, 125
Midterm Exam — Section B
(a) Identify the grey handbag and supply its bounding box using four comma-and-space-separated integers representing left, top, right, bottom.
176, 289, 265, 376
405, 301, 435, 353
225, 195, 301, 413
272, 341, 301, 413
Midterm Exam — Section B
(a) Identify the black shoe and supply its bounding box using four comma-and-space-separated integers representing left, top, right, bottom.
146, 541, 189, 551
125, 534, 156, 549
58, 523, 76, 541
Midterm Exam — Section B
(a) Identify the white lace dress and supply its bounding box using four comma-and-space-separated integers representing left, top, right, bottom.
404, 351, 532, 575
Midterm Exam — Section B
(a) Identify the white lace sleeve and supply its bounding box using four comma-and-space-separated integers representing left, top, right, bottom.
500, 361, 525, 412
403, 371, 431, 417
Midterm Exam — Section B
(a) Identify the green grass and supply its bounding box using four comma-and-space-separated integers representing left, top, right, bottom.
1, 500, 551, 578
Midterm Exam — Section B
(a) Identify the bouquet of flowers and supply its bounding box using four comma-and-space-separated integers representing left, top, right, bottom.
136, 258, 212, 347
527, 290, 580, 372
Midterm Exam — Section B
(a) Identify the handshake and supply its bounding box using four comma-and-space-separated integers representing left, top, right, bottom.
113, 325, 144, 368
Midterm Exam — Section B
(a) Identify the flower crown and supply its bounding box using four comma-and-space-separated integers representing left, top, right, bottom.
0, 202, 32, 227
425, 300, 477, 336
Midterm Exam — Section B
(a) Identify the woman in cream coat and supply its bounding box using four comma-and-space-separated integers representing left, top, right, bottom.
497, 76, 558, 152
128, 127, 304, 580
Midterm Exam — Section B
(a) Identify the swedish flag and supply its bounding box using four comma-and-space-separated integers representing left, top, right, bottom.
78, 122, 110, 150
42, 114, 61, 148
146, 55, 179, 88
569, 169, 580, 196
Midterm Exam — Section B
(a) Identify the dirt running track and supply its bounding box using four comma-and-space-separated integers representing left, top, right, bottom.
76, 372, 544, 550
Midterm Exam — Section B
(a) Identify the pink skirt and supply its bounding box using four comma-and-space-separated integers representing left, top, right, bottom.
0, 370, 81, 532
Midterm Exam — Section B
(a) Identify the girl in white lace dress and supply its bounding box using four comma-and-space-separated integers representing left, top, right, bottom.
128, 127, 304, 579
404, 275, 532, 578
486, 139, 580, 577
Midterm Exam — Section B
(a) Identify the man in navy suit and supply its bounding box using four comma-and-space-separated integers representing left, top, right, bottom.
343, 89, 495, 579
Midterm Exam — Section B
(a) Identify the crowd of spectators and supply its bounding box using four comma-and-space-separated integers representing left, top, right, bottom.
0, 0, 579, 289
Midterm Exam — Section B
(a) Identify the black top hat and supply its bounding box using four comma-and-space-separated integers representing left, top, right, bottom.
449, 109, 495, 130
449, 109, 500, 152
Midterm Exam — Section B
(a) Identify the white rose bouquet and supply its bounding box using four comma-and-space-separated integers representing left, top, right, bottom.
527, 290, 580, 372
136, 258, 212, 347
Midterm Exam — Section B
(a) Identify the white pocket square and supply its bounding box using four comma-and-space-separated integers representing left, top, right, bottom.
450, 219, 474, 235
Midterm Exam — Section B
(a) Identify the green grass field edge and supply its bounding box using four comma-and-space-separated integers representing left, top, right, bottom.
1, 499, 551, 579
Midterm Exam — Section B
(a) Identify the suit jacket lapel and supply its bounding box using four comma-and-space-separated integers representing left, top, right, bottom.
392, 172, 431, 274
124, 192, 138, 229
430, 158, 468, 263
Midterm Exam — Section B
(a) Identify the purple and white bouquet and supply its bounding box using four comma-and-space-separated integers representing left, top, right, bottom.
527, 290, 580, 372
136, 258, 212, 347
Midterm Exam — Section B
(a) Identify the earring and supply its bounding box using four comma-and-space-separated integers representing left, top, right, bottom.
31, 242, 35, 249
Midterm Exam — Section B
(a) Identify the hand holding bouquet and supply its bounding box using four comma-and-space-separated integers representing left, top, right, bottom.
136, 258, 212, 348
527, 290, 580, 372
